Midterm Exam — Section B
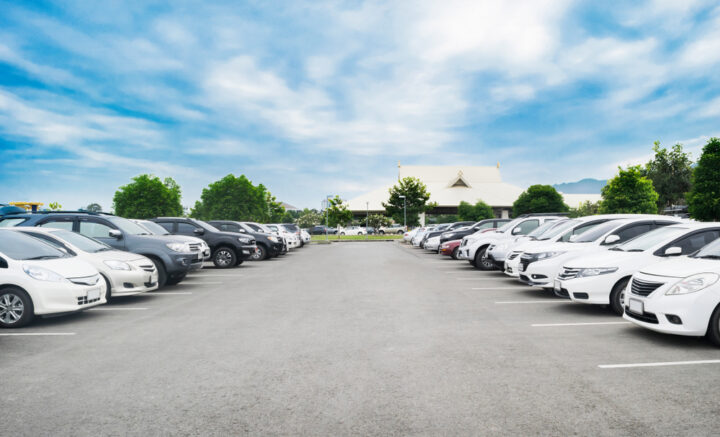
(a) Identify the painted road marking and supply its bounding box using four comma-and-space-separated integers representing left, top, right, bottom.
471, 287, 525, 290
180, 282, 223, 285
496, 300, 561, 304
0, 332, 76, 336
532, 321, 630, 327
149, 292, 193, 295
90, 307, 149, 311
599, 359, 720, 369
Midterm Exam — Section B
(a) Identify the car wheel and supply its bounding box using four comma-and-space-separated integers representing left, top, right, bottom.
166, 273, 186, 286
451, 247, 459, 260
213, 247, 236, 268
251, 245, 267, 261
101, 274, 112, 302
609, 277, 630, 316
397, 230, 404, 235
379, 230, 385, 235
340, 232, 345, 236
235, 259, 244, 266
0, 286, 34, 329
151, 258, 167, 288
475, 246, 494, 271
707, 305, 720, 347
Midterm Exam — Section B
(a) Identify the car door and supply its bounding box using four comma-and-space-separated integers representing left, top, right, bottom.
176, 222, 200, 237
659, 229, 720, 256
78, 217, 125, 250
37, 216, 77, 231
155, 221, 176, 234
512, 219, 539, 236
603, 221, 653, 246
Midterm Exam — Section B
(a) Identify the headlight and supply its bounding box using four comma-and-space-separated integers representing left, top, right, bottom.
166, 242, 189, 252
238, 237, 253, 244
103, 260, 132, 271
666, 273, 719, 295
536, 251, 566, 260
23, 265, 66, 282
576, 267, 618, 278
268, 236, 279, 243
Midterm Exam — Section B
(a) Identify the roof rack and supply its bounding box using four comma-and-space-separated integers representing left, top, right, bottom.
28, 210, 116, 216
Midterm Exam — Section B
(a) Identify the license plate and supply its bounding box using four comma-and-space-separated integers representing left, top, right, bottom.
243, 250, 249, 254
87, 287, 101, 301
554, 280, 561, 292
518, 264, 524, 272
197, 252, 203, 260
628, 298, 644, 314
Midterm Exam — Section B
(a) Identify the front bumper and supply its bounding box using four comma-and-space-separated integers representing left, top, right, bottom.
238, 244, 258, 260
168, 253, 197, 275
623, 279, 718, 337
31, 281, 107, 315
457, 245, 473, 260
504, 256, 521, 277
520, 259, 557, 288
425, 238, 441, 251
107, 260, 159, 297
565, 274, 619, 305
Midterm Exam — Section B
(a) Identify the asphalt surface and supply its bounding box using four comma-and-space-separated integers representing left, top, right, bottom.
2, 242, 720, 436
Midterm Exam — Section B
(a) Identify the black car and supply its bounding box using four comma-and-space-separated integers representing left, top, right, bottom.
308, 225, 337, 235
208, 220, 284, 260
421, 221, 475, 247
153, 218, 257, 268
4, 211, 199, 287
439, 219, 511, 244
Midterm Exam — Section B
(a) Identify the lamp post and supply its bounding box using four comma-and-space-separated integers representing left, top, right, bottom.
399, 195, 406, 230
325, 195, 331, 243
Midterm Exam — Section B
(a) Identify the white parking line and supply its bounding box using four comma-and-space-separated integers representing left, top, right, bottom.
599, 359, 720, 369
90, 307, 149, 311
149, 292, 193, 295
496, 300, 560, 304
193, 274, 243, 278
180, 282, 223, 285
472, 287, 524, 290
532, 321, 630, 327
0, 332, 76, 336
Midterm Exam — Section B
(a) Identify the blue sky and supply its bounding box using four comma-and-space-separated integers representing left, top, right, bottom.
1, 0, 719, 211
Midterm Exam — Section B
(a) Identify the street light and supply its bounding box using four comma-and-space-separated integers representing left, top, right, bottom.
325, 195, 332, 242
366, 201, 369, 241
398, 195, 406, 230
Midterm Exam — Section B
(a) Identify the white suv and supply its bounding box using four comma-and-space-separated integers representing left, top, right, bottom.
457, 215, 566, 270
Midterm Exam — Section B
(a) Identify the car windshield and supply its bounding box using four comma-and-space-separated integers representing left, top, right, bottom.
107, 216, 152, 235
536, 219, 579, 240
614, 226, 689, 252
284, 224, 299, 231
527, 220, 563, 239
137, 220, 170, 235
51, 229, 113, 253
691, 238, 720, 259
496, 218, 524, 233
196, 220, 221, 232
0, 231, 69, 260
0, 218, 27, 227
571, 221, 625, 243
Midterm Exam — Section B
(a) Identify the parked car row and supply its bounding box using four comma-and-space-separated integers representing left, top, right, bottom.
0, 211, 309, 328
404, 213, 720, 347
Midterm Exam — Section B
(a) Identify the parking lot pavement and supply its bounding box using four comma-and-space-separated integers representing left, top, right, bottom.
2, 244, 720, 435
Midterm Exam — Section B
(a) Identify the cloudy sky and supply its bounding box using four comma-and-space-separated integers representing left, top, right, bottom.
1, 0, 719, 211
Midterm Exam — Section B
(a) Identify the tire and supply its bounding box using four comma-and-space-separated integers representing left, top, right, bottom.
251, 245, 268, 261
707, 305, 720, 347
475, 246, 494, 271
0, 286, 34, 329
235, 258, 244, 266
101, 274, 112, 302
451, 247, 459, 260
609, 277, 630, 316
151, 257, 168, 288
379, 230, 385, 235
397, 230, 404, 235
340, 232, 345, 236
166, 273, 186, 286
213, 247, 237, 268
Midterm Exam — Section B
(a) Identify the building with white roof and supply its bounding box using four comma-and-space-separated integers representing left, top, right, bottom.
347, 164, 601, 222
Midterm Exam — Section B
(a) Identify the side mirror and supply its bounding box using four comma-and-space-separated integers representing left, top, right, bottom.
193, 228, 205, 235
664, 246, 682, 256
108, 229, 122, 239
511, 227, 522, 235
604, 234, 620, 244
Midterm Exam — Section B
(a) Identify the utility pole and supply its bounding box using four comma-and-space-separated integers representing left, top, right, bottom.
325, 195, 331, 243
366, 201, 369, 241
399, 195, 407, 230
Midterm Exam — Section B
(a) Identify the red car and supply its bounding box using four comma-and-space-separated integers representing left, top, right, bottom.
440, 239, 462, 259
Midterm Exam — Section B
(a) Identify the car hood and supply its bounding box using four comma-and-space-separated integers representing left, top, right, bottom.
525, 241, 592, 254
24, 257, 99, 278
84, 250, 148, 263
159, 235, 205, 244
639, 257, 720, 279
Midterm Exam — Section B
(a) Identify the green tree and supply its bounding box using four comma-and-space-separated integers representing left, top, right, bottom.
190, 174, 275, 222
85, 203, 102, 213
599, 166, 659, 214
428, 214, 459, 224
383, 177, 436, 226
687, 137, 720, 221
457, 200, 494, 221
264, 191, 286, 223
326, 196, 353, 227
569, 201, 600, 218
645, 141, 693, 211
296, 209, 324, 228
112, 174, 183, 219
367, 214, 391, 229
512, 185, 569, 217
48, 202, 62, 211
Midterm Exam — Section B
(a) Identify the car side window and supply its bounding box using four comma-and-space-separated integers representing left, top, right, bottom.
613, 223, 652, 244
514, 220, 539, 235
39, 219, 74, 231
668, 230, 720, 255
475, 222, 493, 230
156, 222, 174, 233
177, 222, 197, 235
0, 256, 7, 268
226, 224, 240, 232
79, 220, 114, 238
0, 218, 28, 227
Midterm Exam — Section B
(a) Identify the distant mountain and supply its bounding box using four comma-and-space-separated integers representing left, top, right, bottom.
553, 178, 607, 194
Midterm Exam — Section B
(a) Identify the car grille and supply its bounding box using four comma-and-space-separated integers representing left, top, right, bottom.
77, 295, 101, 305
558, 267, 581, 280
630, 278, 664, 297
139, 264, 155, 273
507, 252, 521, 260
625, 309, 659, 324
519, 253, 536, 272
69, 275, 100, 286
188, 243, 201, 252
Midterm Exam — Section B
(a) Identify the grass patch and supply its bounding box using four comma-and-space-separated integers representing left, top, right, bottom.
310, 234, 403, 241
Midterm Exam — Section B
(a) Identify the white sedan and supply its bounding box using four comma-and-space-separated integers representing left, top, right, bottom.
14, 227, 160, 300
559, 223, 720, 315
623, 238, 720, 346
0, 229, 106, 328
338, 226, 365, 236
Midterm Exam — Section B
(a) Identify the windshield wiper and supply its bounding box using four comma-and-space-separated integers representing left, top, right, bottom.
24, 255, 61, 260
609, 247, 624, 251
626, 249, 644, 252
695, 255, 720, 260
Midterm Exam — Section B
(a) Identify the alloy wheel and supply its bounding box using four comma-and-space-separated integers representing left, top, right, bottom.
215, 250, 234, 267
0, 293, 24, 325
